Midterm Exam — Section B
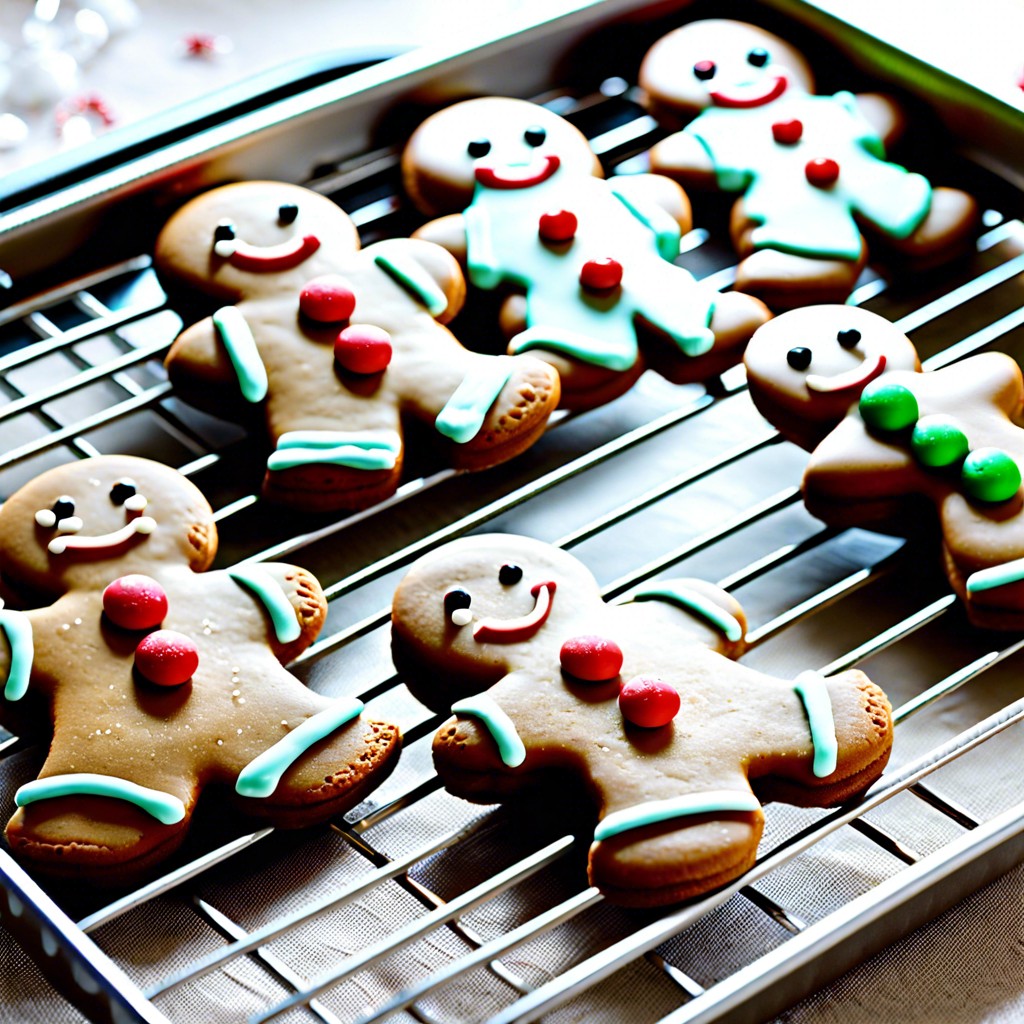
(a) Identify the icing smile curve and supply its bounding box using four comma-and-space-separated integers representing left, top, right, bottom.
475, 155, 561, 190
219, 234, 321, 272
806, 353, 887, 395
473, 581, 556, 643
46, 502, 157, 556
709, 74, 787, 109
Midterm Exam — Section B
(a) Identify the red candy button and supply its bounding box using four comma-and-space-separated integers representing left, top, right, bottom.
538, 208, 578, 243
580, 257, 623, 291
772, 118, 803, 144
560, 635, 624, 681
103, 574, 169, 630
619, 675, 680, 728
300, 275, 357, 323
805, 158, 840, 188
135, 630, 199, 687
334, 324, 393, 374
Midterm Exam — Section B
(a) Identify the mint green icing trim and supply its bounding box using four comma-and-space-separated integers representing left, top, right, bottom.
630, 583, 743, 643
435, 357, 514, 443
594, 790, 761, 843
608, 183, 681, 261
451, 694, 526, 768
510, 324, 636, 372
793, 672, 839, 778
267, 430, 400, 471
966, 558, 1024, 594
374, 252, 448, 316
15, 774, 186, 825
465, 193, 504, 290
228, 565, 301, 644
213, 306, 268, 403
0, 609, 33, 702
235, 696, 364, 798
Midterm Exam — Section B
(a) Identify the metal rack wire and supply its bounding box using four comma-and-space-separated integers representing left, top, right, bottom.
1, 57, 1024, 1024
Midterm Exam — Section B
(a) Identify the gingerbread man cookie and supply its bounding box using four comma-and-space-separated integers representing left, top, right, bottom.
745, 305, 1024, 630
641, 20, 979, 309
0, 455, 400, 881
402, 96, 770, 410
391, 535, 892, 906
155, 181, 559, 511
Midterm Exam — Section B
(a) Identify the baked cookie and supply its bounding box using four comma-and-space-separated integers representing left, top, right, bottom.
745, 305, 1024, 630
641, 20, 979, 309
402, 96, 770, 410
391, 534, 892, 906
155, 180, 559, 511
0, 455, 400, 882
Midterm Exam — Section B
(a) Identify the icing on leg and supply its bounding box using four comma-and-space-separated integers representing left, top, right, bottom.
594, 790, 761, 842
15, 774, 186, 825
267, 431, 401, 471
212, 306, 268, 403
435, 357, 515, 443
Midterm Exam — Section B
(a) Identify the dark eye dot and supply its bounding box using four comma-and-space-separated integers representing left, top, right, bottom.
693, 60, 716, 81
278, 203, 298, 225
110, 479, 137, 505
523, 126, 546, 147
52, 496, 75, 520
747, 48, 770, 67
444, 589, 472, 617
467, 139, 491, 158
787, 346, 812, 371
499, 563, 523, 585
837, 328, 862, 350
213, 221, 236, 242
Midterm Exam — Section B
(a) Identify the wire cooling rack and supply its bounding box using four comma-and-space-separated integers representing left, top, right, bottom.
2, 27, 1024, 1024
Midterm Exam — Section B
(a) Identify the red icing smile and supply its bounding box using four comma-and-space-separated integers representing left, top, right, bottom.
473, 581, 556, 643
474, 155, 561, 190
710, 74, 787, 109
227, 234, 321, 272
806, 353, 887, 395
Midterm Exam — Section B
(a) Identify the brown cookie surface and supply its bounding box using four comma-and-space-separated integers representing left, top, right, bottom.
391, 534, 892, 906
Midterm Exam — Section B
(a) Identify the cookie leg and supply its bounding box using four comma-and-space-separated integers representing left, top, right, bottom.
734, 248, 866, 309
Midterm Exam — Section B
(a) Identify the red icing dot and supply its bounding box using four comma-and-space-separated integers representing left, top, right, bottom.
805, 158, 840, 188
580, 257, 623, 291
559, 635, 624, 682
772, 118, 803, 144
619, 676, 680, 728
334, 324, 393, 374
134, 630, 199, 687
102, 574, 168, 630
300, 275, 356, 323
538, 209, 578, 243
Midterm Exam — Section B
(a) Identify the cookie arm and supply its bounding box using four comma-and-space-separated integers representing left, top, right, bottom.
0, 603, 35, 703
165, 312, 266, 406
411, 215, 469, 269
853, 92, 906, 149
647, 129, 718, 190
607, 174, 692, 259
370, 237, 467, 325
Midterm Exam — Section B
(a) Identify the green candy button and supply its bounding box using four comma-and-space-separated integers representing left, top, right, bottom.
961, 447, 1021, 503
859, 381, 919, 433
910, 415, 969, 468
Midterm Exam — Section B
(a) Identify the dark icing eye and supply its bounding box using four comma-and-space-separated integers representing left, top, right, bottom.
787, 346, 812, 370
52, 496, 75, 520
523, 126, 546, 147
499, 563, 523, 585
837, 328, 862, 350
444, 589, 472, 617
213, 221, 236, 242
110, 479, 137, 505
693, 60, 716, 81
747, 48, 770, 67
467, 139, 491, 158
278, 203, 299, 225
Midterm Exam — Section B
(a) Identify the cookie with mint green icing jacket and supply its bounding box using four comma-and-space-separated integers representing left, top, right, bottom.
641, 19, 978, 309
745, 305, 1024, 631
391, 534, 892, 906
0, 455, 399, 882
402, 96, 770, 411
155, 180, 559, 512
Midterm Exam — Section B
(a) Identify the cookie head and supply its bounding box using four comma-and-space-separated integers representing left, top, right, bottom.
640, 19, 814, 117
154, 180, 360, 301
0, 456, 216, 598
744, 305, 921, 443
402, 97, 602, 216
392, 534, 600, 697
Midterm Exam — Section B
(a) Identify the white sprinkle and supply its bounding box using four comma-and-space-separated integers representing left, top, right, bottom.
216, 739, 223, 746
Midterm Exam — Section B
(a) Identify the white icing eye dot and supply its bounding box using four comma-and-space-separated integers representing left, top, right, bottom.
35, 509, 57, 528
56, 516, 83, 534
124, 493, 148, 512
134, 517, 157, 535
451, 607, 473, 627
